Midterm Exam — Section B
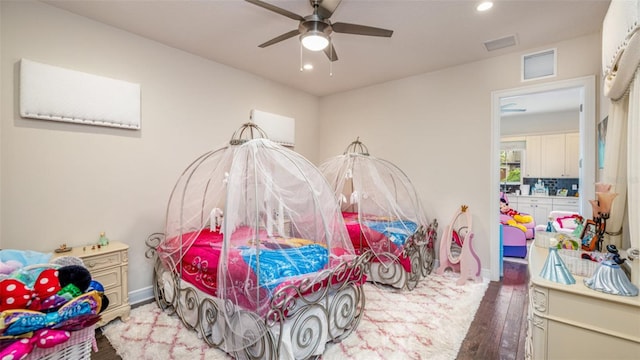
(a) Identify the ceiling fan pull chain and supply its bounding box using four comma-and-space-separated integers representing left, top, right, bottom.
299, 42, 303, 72
329, 39, 333, 76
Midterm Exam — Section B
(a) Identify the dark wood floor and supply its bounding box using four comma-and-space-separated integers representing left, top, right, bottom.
457, 260, 530, 360
92, 326, 122, 360
91, 261, 529, 360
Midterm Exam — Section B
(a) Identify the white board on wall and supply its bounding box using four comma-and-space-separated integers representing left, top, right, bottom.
250, 109, 295, 147
19, 59, 141, 129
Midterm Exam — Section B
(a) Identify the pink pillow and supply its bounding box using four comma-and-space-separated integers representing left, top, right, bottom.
555, 215, 580, 229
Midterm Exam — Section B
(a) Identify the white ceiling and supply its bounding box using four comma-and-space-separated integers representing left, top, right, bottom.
42, 0, 610, 97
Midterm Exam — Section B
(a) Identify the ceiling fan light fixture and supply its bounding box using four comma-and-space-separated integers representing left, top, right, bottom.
301, 31, 329, 51
476, 1, 493, 12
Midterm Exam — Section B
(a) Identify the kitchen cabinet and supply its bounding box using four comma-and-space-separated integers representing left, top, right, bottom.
564, 132, 580, 177
551, 197, 579, 213
512, 195, 581, 223
524, 136, 542, 177
541, 134, 565, 177
524, 133, 579, 178
516, 197, 553, 226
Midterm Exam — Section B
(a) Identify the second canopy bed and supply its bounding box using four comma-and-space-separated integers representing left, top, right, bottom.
319, 138, 437, 290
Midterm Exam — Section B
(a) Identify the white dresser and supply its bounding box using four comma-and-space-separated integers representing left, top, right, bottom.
54, 241, 130, 326
527, 246, 640, 359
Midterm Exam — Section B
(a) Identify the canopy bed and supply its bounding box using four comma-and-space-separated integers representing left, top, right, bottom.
319, 138, 437, 290
145, 123, 368, 360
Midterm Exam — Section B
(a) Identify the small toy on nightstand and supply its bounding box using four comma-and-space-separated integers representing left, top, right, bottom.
54, 243, 72, 253
98, 232, 110, 246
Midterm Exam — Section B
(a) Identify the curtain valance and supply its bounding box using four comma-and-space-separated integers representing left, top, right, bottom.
602, 0, 640, 100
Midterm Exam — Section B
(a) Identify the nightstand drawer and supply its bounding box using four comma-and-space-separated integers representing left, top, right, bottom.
83, 252, 121, 271
103, 287, 122, 308
53, 241, 130, 326
92, 267, 121, 289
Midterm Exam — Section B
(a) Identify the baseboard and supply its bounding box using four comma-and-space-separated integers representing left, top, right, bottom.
128, 286, 154, 307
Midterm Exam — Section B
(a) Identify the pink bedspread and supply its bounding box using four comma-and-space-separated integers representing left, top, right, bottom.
160, 228, 365, 316
342, 212, 412, 272
179, 229, 223, 295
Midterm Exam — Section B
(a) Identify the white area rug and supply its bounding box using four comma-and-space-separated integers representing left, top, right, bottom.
102, 272, 489, 360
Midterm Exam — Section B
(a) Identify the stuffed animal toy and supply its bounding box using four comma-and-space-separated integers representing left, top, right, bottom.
0, 260, 22, 276
500, 198, 533, 233
0, 264, 100, 312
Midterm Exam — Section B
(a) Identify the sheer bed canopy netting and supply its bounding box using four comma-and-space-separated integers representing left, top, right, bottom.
319, 138, 429, 260
156, 123, 356, 347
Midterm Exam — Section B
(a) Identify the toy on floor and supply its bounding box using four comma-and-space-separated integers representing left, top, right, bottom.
436, 205, 482, 285
500, 198, 533, 233
0, 260, 22, 276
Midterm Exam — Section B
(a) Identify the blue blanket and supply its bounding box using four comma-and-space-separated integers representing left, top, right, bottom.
364, 220, 418, 249
239, 244, 328, 291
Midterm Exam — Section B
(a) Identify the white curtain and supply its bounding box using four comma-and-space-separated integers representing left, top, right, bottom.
601, 97, 628, 249
627, 73, 640, 287
601, 0, 640, 287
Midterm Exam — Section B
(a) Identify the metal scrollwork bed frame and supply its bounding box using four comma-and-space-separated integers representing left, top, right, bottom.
145, 233, 370, 360
366, 218, 438, 290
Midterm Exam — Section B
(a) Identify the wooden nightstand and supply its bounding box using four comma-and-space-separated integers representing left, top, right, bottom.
54, 241, 130, 326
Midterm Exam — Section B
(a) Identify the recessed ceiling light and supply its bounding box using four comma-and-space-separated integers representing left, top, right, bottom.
477, 1, 493, 12
303, 63, 314, 71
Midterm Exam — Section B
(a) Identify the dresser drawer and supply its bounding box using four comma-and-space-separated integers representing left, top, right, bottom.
91, 267, 121, 290
83, 252, 121, 272
91, 267, 122, 290
103, 287, 122, 308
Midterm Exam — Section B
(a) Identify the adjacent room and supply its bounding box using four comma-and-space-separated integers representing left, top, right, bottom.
1, 0, 639, 359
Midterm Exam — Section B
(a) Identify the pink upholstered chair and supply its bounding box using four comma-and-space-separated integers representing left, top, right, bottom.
501, 223, 527, 258
500, 213, 535, 240
500, 192, 535, 259
535, 210, 582, 234
500, 193, 535, 240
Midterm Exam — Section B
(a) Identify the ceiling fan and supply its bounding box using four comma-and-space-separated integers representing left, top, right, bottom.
500, 103, 527, 113
245, 0, 393, 62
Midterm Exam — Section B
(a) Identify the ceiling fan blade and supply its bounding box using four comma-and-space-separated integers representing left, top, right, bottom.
258, 29, 300, 48
323, 43, 338, 62
316, 0, 342, 19
332, 22, 393, 37
245, 0, 305, 21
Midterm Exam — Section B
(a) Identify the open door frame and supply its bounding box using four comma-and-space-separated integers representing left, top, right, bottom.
489, 76, 596, 281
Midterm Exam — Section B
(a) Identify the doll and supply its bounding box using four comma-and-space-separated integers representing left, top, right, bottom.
500, 198, 533, 232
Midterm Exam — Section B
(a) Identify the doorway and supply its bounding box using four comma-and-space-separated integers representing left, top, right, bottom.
489, 76, 596, 281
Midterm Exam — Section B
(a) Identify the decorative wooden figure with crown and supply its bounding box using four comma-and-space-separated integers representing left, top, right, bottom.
436, 205, 482, 285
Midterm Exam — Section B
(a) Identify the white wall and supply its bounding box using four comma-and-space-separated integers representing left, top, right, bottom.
1, 1, 603, 294
0, 1, 320, 295
318, 33, 602, 278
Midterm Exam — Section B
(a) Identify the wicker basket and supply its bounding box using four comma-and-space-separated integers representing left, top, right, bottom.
557, 249, 600, 278
25, 325, 95, 360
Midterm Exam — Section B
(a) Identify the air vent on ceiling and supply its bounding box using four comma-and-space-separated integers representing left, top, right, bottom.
522, 48, 557, 81
484, 35, 518, 52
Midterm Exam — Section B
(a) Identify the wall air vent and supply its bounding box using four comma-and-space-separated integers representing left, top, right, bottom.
483, 35, 518, 52
522, 48, 557, 82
